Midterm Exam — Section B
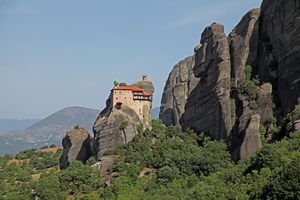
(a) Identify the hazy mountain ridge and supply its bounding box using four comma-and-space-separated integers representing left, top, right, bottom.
0, 106, 99, 154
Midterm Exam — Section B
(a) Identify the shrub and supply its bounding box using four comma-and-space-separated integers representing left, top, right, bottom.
49, 144, 57, 148
113, 81, 119, 86
238, 80, 257, 101
74, 125, 80, 129
119, 120, 129, 130
245, 65, 253, 80
119, 82, 127, 86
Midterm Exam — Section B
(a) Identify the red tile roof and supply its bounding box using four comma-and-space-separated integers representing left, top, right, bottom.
113, 86, 152, 97
113, 86, 144, 92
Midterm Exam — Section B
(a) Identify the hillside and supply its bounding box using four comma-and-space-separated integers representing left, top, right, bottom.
0, 107, 99, 154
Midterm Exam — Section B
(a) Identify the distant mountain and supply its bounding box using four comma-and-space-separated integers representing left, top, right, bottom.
0, 106, 99, 154
151, 107, 160, 119
0, 119, 40, 132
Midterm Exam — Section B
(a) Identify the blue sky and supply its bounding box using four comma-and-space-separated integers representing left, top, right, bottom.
0, 0, 261, 119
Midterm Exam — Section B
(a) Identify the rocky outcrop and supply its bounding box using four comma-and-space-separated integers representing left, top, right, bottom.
229, 9, 260, 85
230, 93, 262, 160
181, 23, 232, 140
59, 127, 92, 169
159, 56, 199, 126
256, 0, 300, 115
240, 114, 262, 159
93, 79, 154, 160
231, 113, 262, 160
131, 79, 155, 94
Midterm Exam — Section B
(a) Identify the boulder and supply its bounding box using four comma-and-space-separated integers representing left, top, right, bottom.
59, 127, 92, 169
159, 56, 199, 126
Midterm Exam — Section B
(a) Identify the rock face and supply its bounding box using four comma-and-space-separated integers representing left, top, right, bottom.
229, 9, 260, 85
181, 23, 232, 140
93, 100, 141, 160
256, 83, 273, 123
59, 127, 92, 169
159, 56, 199, 126
232, 114, 262, 160
256, 0, 300, 115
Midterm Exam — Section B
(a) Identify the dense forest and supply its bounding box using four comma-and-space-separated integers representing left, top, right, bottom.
0, 104, 299, 199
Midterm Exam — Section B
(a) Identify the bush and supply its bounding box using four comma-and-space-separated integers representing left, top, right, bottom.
245, 65, 253, 80
119, 82, 127, 86
238, 80, 257, 101
119, 120, 129, 130
74, 125, 81, 129
49, 144, 57, 148
286, 104, 300, 131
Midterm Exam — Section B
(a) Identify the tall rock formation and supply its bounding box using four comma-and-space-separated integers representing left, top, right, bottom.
181, 23, 232, 140
159, 56, 199, 126
93, 78, 154, 160
229, 9, 260, 85
256, 0, 300, 115
161, 8, 277, 160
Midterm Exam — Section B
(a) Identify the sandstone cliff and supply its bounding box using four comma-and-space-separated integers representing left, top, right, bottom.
159, 56, 199, 126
